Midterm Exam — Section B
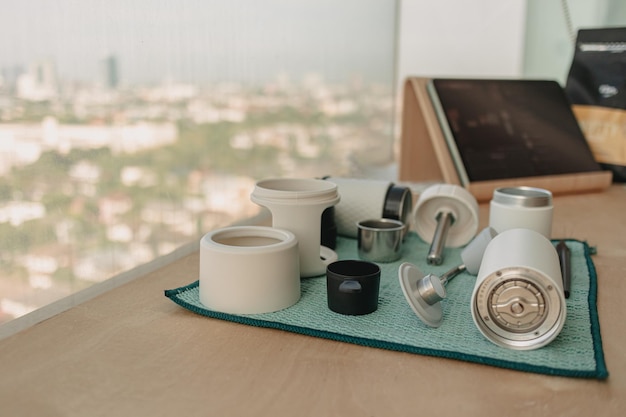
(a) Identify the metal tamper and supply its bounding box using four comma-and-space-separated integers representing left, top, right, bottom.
399, 227, 497, 328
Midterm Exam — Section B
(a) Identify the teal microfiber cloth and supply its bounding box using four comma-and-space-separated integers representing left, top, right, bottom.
165, 233, 608, 379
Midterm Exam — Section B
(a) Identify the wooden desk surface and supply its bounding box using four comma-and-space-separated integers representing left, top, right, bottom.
1, 185, 625, 417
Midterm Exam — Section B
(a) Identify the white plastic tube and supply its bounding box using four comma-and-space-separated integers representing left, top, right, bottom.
199, 226, 300, 314
251, 178, 340, 277
325, 177, 391, 238
471, 228, 566, 350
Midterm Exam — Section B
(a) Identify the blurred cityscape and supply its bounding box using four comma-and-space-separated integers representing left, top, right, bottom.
0, 55, 395, 324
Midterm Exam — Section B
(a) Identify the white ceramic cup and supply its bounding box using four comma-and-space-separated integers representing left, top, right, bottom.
199, 226, 300, 314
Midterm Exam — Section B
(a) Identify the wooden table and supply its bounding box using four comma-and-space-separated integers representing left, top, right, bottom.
1, 185, 625, 416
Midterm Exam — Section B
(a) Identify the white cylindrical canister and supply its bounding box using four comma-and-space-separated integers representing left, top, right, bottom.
199, 226, 300, 314
325, 177, 392, 238
250, 177, 340, 277
489, 186, 553, 238
471, 228, 566, 350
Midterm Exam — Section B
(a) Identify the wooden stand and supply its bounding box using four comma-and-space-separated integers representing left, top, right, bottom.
398, 77, 613, 202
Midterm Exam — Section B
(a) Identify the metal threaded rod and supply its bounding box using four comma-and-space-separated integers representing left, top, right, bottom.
427, 211, 455, 265
439, 264, 467, 286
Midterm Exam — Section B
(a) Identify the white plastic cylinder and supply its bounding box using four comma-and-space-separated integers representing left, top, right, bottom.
251, 178, 340, 277
413, 183, 479, 247
460, 227, 497, 275
489, 186, 553, 238
325, 177, 391, 238
471, 228, 566, 350
199, 226, 300, 314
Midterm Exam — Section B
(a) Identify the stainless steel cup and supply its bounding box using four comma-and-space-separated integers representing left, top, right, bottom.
357, 218, 404, 263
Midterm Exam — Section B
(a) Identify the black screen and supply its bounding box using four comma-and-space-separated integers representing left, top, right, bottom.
431, 79, 602, 182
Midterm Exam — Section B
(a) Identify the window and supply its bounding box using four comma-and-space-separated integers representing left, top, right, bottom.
5, 0, 621, 330
0, 0, 398, 325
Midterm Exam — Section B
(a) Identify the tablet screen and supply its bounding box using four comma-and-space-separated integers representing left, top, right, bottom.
428, 79, 602, 183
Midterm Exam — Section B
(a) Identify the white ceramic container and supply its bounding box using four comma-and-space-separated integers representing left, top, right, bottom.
199, 226, 300, 314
